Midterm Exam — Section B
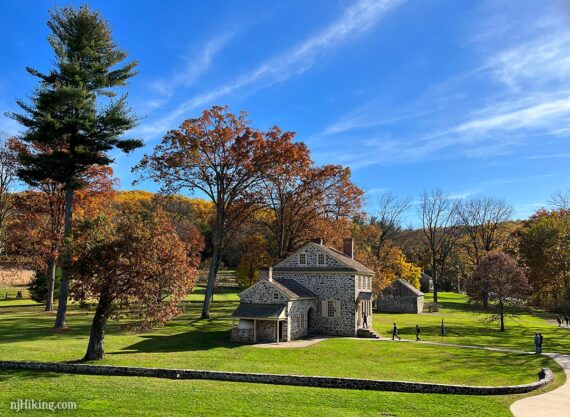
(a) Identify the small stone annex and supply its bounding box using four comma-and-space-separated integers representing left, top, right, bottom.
230, 238, 375, 343
376, 279, 424, 314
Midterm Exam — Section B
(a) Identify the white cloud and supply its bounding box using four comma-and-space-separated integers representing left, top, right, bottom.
139, 0, 406, 141
150, 31, 238, 98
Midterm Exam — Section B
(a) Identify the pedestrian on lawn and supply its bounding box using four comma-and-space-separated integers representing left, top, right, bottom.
392, 323, 401, 340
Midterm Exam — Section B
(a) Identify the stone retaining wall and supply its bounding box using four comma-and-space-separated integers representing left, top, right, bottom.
0, 360, 553, 395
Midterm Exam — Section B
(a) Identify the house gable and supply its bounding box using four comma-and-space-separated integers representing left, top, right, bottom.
273, 242, 374, 275
239, 279, 290, 304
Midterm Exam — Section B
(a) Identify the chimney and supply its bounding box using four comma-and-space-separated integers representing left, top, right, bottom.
311, 237, 324, 245
260, 267, 273, 281
343, 238, 354, 259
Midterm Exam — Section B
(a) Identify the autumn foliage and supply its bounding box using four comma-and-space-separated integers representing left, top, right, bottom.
72, 207, 203, 360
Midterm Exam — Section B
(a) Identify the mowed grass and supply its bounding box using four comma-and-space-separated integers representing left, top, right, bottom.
373, 292, 570, 353
0, 289, 561, 386
0, 288, 566, 416
0, 371, 535, 417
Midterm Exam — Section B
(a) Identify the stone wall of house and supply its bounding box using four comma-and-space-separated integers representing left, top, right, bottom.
376, 295, 424, 314
239, 279, 288, 304
288, 299, 319, 340
0, 360, 553, 395
275, 272, 357, 336
230, 328, 254, 343
255, 320, 277, 343
276, 244, 346, 269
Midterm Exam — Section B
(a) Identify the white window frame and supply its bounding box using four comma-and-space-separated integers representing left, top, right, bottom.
317, 253, 325, 265
327, 300, 335, 318
299, 253, 307, 265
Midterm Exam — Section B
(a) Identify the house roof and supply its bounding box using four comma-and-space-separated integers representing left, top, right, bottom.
393, 279, 424, 296
274, 278, 318, 299
357, 292, 373, 301
273, 242, 375, 275
232, 303, 287, 319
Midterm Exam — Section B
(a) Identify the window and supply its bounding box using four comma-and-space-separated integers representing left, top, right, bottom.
327, 300, 335, 318
299, 315, 305, 329
273, 292, 279, 300
299, 253, 307, 265
317, 253, 325, 265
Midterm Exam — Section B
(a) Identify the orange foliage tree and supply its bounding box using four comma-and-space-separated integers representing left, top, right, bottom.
72, 207, 202, 360
135, 106, 301, 318
260, 142, 363, 258
9, 166, 116, 311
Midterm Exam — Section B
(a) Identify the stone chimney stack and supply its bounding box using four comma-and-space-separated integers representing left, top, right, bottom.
267, 267, 273, 282
260, 267, 273, 281
311, 237, 324, 245
343, 237, 354, 259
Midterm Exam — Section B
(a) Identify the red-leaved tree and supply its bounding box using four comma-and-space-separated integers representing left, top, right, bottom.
72, 207, 203, 360
467, 252, 529, 331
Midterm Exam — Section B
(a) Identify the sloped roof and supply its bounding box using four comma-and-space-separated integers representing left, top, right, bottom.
274, 278, 318, 298
232, 303, 286, 319
273, 242, 374, 275
393, 279, 424, 296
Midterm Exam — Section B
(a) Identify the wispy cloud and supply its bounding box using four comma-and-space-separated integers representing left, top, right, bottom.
139, 0, 406, 140
316, 1, 570, 168
150, 30, 238, 99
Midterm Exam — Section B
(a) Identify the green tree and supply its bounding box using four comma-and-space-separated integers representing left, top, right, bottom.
8, 6, 141, 328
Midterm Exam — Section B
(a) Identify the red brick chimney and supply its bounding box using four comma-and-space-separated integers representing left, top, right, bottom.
343, 238, 354, 259
311, 237, 324, 245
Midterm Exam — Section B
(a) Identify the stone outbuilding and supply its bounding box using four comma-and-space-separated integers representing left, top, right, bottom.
230, 238, 375, 343
420, 272, 434, 293
376, 279, 424, 314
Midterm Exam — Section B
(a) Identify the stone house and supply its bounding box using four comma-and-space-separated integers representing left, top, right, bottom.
376, 279, 424, 314
230, 238, 375, 343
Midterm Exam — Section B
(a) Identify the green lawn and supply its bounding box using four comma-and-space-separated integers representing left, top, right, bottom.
373, 292, 570, 353
0, 289, 567, 416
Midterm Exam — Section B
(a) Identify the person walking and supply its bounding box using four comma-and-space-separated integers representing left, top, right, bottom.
556, 314, 562, 327
539, 333, 544, 353
392, 323, 401, 340
534, 332, 541, 354
363, 313, 368, 329
564, 313, 569, 327
415, 324, 421, 341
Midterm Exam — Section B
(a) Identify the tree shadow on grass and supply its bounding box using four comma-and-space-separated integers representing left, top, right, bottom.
0, 369, 63, 382
112, 329, 240, 355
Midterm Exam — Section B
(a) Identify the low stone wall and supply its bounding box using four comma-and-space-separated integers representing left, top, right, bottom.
0, 360, 553, 395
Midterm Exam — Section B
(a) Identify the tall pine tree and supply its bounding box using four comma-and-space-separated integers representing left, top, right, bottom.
8, 6, 142, 329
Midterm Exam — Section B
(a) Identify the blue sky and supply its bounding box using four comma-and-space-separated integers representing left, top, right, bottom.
1, 0, 570, 224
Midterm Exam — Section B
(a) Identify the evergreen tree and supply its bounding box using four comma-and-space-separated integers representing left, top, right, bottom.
7, 6, 142, 329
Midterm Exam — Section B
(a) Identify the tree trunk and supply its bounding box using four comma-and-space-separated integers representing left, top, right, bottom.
45, 258, 56, 312
432, 254, 438, 303
499, 300, 505, 332
54, 187, 73, 329
83, 295, 112, 361
201, 243, 220, 319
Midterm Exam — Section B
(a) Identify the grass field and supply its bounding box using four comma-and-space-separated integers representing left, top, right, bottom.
0, 288, 567, 416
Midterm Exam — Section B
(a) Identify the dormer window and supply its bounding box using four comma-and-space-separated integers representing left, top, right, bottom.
317, 253, 325, 265
299, 253, 307, 265
273, 292, 279, 300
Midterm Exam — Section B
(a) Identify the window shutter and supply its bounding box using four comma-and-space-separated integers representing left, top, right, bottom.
321, 301, 328, 318
334, 301, 341, 318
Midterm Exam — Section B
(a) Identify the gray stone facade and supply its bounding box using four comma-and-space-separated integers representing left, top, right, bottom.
376, 279, 424, 314
231, 241, 375, 342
